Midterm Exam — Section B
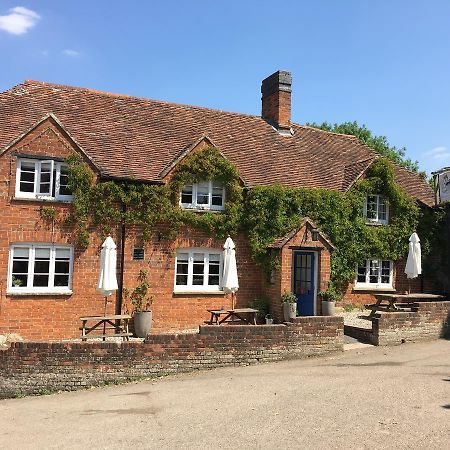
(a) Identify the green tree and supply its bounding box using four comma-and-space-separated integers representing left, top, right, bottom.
306, 121, 423, 176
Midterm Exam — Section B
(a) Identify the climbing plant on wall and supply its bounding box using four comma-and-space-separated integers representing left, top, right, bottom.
68, 150, 429, 294
66, 146, 244, 248
245, 158, 420, 290
169, 145, 244, 237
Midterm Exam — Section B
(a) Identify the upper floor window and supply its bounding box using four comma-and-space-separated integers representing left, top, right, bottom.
364, 195, 388, 224
174, 249, 222, 292
355, 259, 393, 289
8, 244, 73, 294
15, 158, 73, 201
180, 181, 225, 211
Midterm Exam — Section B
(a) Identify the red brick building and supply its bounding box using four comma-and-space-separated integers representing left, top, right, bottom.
0, 71, 434, 340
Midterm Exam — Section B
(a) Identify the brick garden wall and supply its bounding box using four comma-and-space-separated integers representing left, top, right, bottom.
373, 301, 450, 346
0, 317, 343, 399
345, 301, 450, 346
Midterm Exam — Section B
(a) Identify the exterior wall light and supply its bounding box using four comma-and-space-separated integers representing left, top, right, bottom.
311, 228, 319, 241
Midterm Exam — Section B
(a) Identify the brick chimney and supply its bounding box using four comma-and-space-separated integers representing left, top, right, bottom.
261, 70, 292, 131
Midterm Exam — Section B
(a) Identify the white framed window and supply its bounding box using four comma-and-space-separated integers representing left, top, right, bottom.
180, 181, 225, 211
174, 249, 223, 293
8, 244, 74, 295
364, 195, 388, 224
15, 158, 73, 201
355, 259, 393, 289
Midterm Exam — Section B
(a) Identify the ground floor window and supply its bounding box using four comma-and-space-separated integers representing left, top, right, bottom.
174, 249, 222, 292
8, 244, 73, 294
355, 259, 393, 289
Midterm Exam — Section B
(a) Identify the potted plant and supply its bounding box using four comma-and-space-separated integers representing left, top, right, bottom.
281, 290, 297, 321
319, 283, 340, 316
123, 269, 154, 338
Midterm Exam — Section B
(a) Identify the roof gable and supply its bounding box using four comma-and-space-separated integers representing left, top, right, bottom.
0, 113, 100, 173
267, 218, 335, 251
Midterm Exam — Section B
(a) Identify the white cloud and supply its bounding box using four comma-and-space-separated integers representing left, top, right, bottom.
0, 6, 40, 35
62, 49, 80, 57
425, 146, 450, 160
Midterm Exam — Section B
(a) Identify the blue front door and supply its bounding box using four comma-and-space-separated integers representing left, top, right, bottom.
293, 252, 315, 316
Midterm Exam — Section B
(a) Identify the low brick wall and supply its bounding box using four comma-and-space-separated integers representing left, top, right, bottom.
345, 301, 450, 346
344, 325, 377, 345
0, 317, 343, 399
374, 301, 450, 346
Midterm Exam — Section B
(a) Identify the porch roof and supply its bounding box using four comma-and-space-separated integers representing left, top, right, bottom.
267, 218, 335, 251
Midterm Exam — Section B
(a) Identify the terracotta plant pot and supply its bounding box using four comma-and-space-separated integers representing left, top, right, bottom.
133, 311, 152, 338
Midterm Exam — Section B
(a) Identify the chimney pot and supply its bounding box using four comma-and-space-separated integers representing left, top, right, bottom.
261, 70, 292, 131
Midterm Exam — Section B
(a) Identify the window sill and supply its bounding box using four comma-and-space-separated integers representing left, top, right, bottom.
180, 207, 224, 214
364, 221, 388, 226
7, 290, 73, 297
353, 286, 395, 292
173, 289, 225, 296
12, 196, 73, 204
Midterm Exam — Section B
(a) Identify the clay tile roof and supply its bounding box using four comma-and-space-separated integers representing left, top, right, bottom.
342, 157, 376, 191
0, 80, 434, 206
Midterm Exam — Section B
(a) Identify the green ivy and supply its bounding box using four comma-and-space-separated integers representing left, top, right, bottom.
67, 151, 434, 294
417, 207, 449, 293
169, 146, 244, 237
66, 146, 243, 247
245, 158, 420, 291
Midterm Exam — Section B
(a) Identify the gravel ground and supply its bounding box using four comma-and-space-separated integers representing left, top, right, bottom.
336, 307, 373, 329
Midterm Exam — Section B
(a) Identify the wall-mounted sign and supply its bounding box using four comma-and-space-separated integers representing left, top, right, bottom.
433, 168, 450, 204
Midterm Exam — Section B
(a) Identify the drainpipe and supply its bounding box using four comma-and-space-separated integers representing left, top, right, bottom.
116, 203, 126, 315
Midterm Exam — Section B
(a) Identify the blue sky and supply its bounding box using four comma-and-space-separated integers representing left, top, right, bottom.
1, 1, 449, 175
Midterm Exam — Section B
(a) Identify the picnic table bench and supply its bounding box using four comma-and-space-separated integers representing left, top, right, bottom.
206, 308, 258, 325
365, 293, 446, 317
80, 314, 132, 341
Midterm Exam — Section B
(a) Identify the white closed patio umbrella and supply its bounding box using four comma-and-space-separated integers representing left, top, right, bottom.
222, 236, 239, 309
97, 236, 119, 315
404, 232, 421, 293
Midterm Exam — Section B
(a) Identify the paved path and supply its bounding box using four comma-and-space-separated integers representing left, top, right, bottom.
1, 340, 449, 449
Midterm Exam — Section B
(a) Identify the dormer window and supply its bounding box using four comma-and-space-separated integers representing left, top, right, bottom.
15, 158, 73, 202
364, 195, 388, 224
180, 181, 225, 211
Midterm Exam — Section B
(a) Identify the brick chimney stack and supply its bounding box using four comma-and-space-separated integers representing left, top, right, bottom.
261, 70, 292, 132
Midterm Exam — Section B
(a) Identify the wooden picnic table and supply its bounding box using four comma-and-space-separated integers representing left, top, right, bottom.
80, 314, 132, 341
366, 293, 446, 317
206, 308, 258, 325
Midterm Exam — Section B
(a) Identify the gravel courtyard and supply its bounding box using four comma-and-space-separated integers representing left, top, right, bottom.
1, 339, 449, 450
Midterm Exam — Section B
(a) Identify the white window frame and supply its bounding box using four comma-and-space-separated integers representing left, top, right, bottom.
174, 248, 223, 293
7, 244, 74, 295
354, 259, 393, 290
179, 181, 225, 211
15, 158, 73, 202
363, 194, 389, 224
